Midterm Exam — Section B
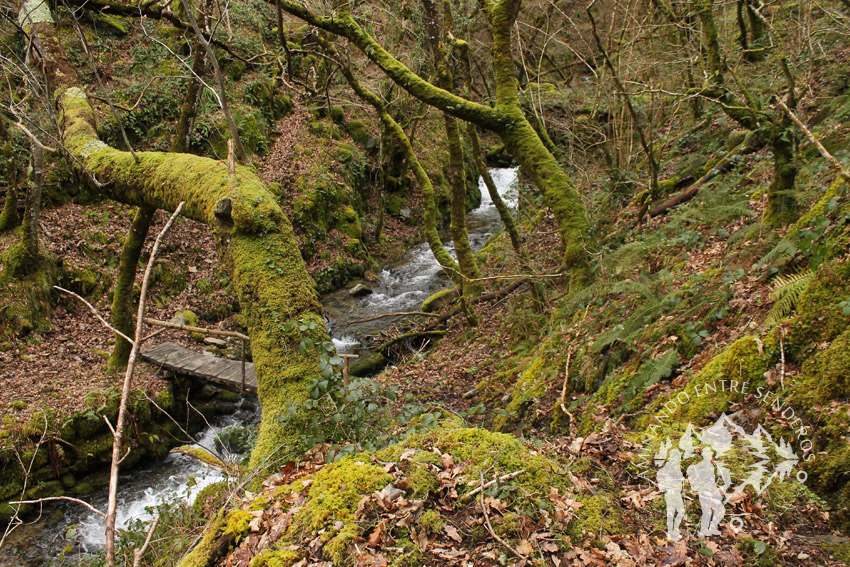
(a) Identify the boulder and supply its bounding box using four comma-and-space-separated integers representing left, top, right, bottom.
349, 283, 373, 297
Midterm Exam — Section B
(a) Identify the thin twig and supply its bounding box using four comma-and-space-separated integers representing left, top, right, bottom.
462, 469, 526, 501
478, 471, 526, 559
775, 97, 850, 184
105, 203, 184, 567
9, 496, 105, 518
12, 121, 57, 152
54, 286, 134, 345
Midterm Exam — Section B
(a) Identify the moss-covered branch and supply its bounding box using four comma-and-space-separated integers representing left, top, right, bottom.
276, 0, 593, 285
22, 6, 327, 466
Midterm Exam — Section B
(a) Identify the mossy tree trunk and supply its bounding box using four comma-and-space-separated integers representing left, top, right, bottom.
172, 38, 207, 154
20, 0, 327, 466
276, 0, 593, 288
421, 0, 482, 301
766, 115, 798, 225
0, 130, 21, 231
107, 205, 155, 371
14, 135, 44, 276
695, 0, 798, 225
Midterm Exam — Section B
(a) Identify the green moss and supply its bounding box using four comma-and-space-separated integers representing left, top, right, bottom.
62, 264, 111, 297
224, 509, 253, 537
178, 310, 204, 342
787, 259, 850, 358
496, 353, 555, 430
406, 463, 440, 499
193, 482, 229, 518
177, 512, 226, 567
494, 512, 519, 537
349, 351, 386, 377
421, 287, 457, 313
344, 120, 372, 146
8, 400, 26, 410
640, 336, 767, 427
249, 548, 301, 567
796, 328, 850, 405
293, 457, 392, 563
821, 541, 850, 563
336, 206, 362, 241
567, 494, 623, 538
416, 510, 444, 534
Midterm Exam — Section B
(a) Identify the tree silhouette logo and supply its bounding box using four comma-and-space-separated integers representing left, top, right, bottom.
650, 413, 805, 541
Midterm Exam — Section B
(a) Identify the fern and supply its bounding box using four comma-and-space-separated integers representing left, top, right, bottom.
625, 350, 680, 397
765, 270, 814, 326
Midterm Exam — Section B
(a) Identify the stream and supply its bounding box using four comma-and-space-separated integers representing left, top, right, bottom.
0, 167, 519, 565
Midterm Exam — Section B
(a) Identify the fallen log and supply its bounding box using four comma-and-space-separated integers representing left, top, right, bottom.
649, 138, 749, 218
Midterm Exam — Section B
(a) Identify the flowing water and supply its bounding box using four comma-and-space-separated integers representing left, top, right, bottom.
0, 168, 519, 564
323, 167, 519, 351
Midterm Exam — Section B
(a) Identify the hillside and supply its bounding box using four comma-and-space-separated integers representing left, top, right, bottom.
1, 0, 850, 565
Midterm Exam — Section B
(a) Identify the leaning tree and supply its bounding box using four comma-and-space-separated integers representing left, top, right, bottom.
15, 0, 329, 471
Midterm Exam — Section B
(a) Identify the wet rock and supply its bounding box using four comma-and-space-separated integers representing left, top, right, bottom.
349, 283, 373, 297
349, 351, 387, 376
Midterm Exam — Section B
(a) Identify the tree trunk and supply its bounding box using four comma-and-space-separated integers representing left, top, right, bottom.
444, 112, 483, 302
107, 205, 155, 371
172, 39, 207, 154
0, 185, 20, 232
179, 0, 251, 165
486, 0, 592, 287
20, 2, 328, 467
0, 121, 20, 231
18, 135, 43, 273
420, 0, 482, 299
765, 116, 799, 226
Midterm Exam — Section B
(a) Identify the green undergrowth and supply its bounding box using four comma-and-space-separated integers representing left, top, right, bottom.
194, 422, 622, 567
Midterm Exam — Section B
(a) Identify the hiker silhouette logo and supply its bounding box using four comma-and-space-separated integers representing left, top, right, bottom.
651, 414, 804, 541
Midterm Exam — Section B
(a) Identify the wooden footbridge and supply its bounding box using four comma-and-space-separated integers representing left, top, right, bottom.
139, 317, 359, 394
141, 341, 258, 393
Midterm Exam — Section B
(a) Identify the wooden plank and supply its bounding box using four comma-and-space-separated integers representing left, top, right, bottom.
215, 363, 244, 383
141, 343, 171, 359
193, 357, 233, 377
180, 353, 220, 373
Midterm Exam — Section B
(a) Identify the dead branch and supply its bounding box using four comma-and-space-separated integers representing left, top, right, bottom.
132, 513, 160, 567
347, 311, 440, 324
479, 471, 526, 559
9, 496, 105, 518
142, 317, 249, 340
105, 203, 184, 567
775, 98, 850, 184
649, 138, 748, 217
54, 286, 134, 345
462, 469, 526, 501
425, 279, 528, 329
11, 121, 57, 152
